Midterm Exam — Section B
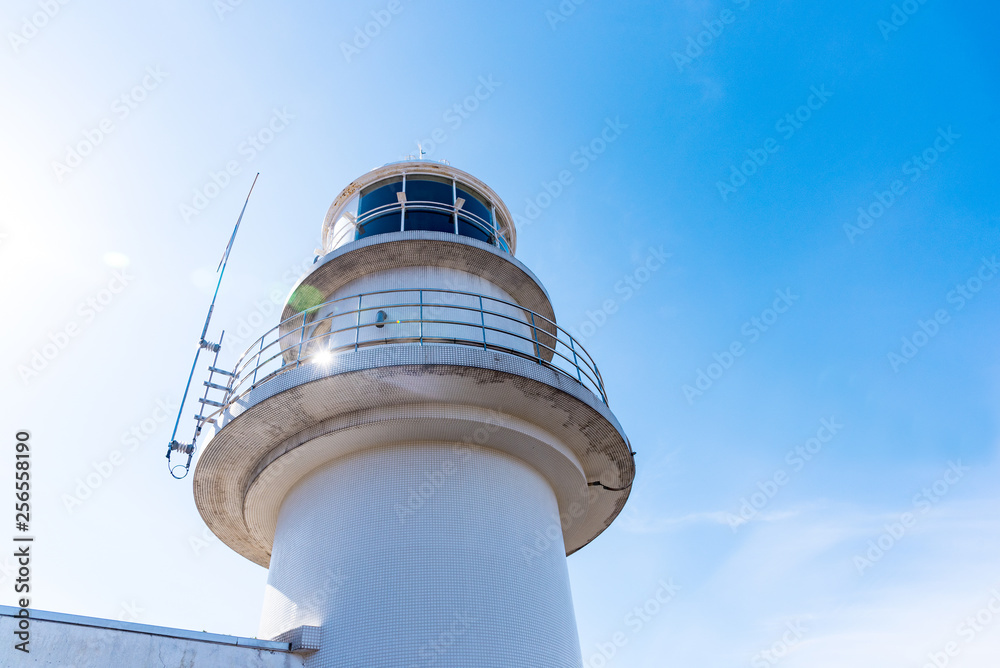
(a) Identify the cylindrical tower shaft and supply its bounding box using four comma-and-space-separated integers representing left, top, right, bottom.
261, 442, 583, 666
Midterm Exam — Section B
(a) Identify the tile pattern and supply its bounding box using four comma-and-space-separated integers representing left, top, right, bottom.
261, 443, 584, 668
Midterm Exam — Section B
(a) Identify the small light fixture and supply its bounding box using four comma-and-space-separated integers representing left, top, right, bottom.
375, 310, 388, 328
455, 197, 466, 210
396, 192, 407, 203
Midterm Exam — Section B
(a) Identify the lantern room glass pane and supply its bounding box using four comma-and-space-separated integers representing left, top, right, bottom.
404, 210, 455, 233
359, 178, 403, 216
458, 216, 492, 244
405, 178, 453, 206
456, 186, 491, 226
356, 212, 401, 240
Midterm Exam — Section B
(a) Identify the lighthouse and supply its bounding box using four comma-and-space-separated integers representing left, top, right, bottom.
192, 160, 635, 667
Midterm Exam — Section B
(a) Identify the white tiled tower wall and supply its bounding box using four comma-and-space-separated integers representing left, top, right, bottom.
259, 442, 584, 668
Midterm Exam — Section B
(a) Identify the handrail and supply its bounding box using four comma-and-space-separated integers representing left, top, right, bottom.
210, 288, 609, 422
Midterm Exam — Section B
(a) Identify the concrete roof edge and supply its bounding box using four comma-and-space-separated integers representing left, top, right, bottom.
0, 605, 292, 652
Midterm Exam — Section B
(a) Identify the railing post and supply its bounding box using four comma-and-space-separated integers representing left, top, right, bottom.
480, 295, 487, 349
419, 290, 424, 345
355, 294, 362, 352
569, 336, 583, 383
400, 174, 406, 231
490, 204, 497, 247
251, 336, 264, 387
296, 310, 306, 367
530, 312, 540, 362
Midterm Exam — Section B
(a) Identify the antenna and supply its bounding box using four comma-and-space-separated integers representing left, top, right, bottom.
166, 173, 259, 479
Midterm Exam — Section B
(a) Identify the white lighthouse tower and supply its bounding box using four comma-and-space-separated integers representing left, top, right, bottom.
193, 160, 635, 667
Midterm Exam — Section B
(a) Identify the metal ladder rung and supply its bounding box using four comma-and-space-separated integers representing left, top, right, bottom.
208, 366, 235, 377
203, 381, 231, 392
194, 415, 217, 424
197, 397, 225, 408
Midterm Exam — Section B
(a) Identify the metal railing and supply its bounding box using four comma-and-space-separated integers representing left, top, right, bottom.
209, 288, 608, 417
325, 200, 511, 253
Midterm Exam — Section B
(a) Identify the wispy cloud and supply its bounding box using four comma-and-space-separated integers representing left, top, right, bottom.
612, 490, 1000, 667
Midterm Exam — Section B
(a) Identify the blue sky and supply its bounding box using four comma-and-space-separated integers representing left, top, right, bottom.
1, 1, 999, 665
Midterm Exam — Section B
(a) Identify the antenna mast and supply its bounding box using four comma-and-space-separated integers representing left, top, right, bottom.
166, 173, 259, 479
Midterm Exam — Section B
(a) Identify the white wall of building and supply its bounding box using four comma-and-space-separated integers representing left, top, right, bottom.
0, 612, 304, 668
